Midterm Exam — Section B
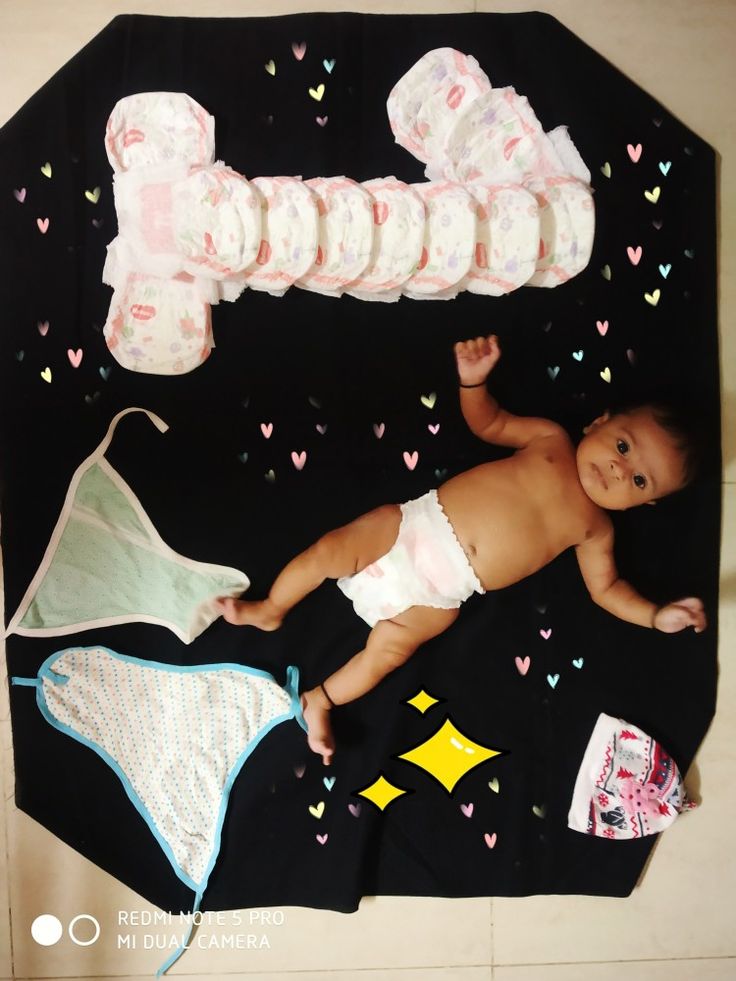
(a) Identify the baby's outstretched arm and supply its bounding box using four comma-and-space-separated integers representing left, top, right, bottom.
576, 521, 707, 632
455, 335, 561, 448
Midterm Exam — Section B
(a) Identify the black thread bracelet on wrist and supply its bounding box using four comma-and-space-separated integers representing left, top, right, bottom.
459, 381, 486, 388
320, 681, 337, 708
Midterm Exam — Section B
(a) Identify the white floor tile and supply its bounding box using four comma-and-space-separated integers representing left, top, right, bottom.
2, 2, 735, 980
0, 0, 473, 127
473, 1, 735, 481
0, 550, 12, 978
28, 970, 491, 981
493, 488, 736, 964
8, 802, 492, 977
494, 958, 736, 981
0, 768, 11, 979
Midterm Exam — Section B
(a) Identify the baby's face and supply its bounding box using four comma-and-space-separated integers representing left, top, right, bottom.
576, 407, 686, 510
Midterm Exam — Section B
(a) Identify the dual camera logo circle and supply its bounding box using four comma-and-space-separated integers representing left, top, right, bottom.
31, 913, 101, 947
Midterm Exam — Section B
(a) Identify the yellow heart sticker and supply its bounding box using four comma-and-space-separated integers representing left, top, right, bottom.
40, 367, 52, 383
84, 187, 101, 204
308, 801, 325, 819
420, 392, 437, 409
644, 186, 661, 204
41, 162, 52, 178
265, 60, 276, 76
309, 83, 325, 102
600, 162, 611, 178
599, 366, 612, 383
644, 289, 661, 306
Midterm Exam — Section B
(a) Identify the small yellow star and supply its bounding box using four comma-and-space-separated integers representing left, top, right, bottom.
404, 688, 441, 714
354, 773, 411, 812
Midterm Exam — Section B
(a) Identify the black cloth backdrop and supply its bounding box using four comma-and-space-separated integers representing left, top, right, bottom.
0, 12, 719, 913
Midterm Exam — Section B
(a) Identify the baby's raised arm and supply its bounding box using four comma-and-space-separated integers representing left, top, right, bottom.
455, 335, 561, 448
576, 519, 707, 633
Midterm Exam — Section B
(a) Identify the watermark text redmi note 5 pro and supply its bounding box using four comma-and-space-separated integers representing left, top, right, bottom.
32, 908, 283, 951
116, 908, 282, 951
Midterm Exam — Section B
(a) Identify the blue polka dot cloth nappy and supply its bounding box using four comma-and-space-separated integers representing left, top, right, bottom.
13, 646, 305, 974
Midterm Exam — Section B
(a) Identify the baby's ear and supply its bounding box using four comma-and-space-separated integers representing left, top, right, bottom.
582, 410, 610, 435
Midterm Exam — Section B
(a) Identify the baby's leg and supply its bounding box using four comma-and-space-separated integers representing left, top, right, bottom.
302, 604, 459, 765
216, 504, 402, 629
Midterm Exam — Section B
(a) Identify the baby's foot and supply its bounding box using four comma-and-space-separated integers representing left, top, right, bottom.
215, 597, 282, 631
301, 689, 335, 766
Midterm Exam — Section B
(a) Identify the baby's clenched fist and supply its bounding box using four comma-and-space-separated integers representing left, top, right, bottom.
455, 334, 501, 387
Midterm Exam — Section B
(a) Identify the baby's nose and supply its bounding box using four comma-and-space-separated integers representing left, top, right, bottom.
609, 458, 627, 480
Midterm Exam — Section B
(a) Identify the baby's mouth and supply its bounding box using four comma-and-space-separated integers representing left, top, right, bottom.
591, 463, 608, 490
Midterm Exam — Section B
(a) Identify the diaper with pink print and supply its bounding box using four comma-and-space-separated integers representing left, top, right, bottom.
103, 93, 253, 375
101, 50, 594, 374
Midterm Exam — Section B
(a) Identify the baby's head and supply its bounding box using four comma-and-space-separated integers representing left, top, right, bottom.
576, 402, 700, 510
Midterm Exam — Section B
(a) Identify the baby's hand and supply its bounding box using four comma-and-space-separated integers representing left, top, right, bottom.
454, 334, 501, 387
653, 597, 707, 634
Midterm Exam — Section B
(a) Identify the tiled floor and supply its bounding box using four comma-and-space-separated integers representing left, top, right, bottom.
1, 1, 735, 979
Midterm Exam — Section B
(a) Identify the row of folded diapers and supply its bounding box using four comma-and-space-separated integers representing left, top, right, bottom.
102, 49, 594, 375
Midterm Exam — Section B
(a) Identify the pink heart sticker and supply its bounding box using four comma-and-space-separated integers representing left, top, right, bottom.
14, 188, 26, 203
428, 423, 440, 435
37, 320, 49, 336
540, 628, 552, 640
316, 424, 327, 435
373, 422, 385, 439
260, 422, 274, 439
627, 142, 643, 163
36, 217, 50, 234
484, 832, 497, 849
403, 450, 419, 471
460, 803, 474, 818
626, 245, 643, 265
291, 450, 307, 470
316, 116, 328, 127
515, 655, 531, 676
292, 41, 307, 60
596, 320, 609, 336
348, 803, 362, 817
316, 834, 328, 845
67, 348, 83, 368
293, 763, 306, 779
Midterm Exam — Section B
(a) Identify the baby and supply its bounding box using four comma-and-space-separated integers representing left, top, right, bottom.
217, 334, 706, 764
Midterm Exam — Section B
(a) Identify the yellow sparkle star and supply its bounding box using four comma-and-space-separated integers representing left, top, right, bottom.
397, 716, 505, 794
354, 773, 412, 812
404, 688, 442, 714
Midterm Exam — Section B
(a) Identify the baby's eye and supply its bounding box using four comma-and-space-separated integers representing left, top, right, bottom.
617, 439, 629, 454
633, 473, 647, 489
